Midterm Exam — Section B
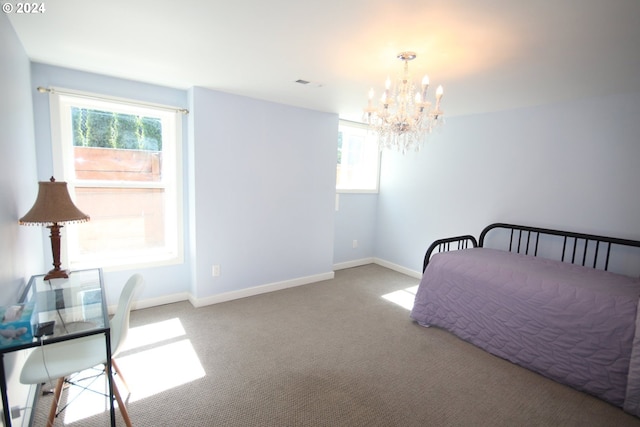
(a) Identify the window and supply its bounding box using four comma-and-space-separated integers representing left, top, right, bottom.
49, 90, 183, 270
336, 120, 380, 193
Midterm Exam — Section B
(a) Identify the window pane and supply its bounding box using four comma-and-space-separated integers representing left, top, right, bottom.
336, 121, 380, 192
74, 147, 162, 182
71, 107, 162, 151
75, 187, 165, 254
52, 92, 182, 269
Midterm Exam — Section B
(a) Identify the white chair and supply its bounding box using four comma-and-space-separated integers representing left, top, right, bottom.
20, 274, 144, 427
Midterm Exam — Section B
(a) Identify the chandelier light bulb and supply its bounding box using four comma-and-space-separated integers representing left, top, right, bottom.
435, 85, 444, 111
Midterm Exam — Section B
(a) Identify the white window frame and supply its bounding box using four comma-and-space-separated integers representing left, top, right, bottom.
336, 120, 381, 194
49, 89, 184, 271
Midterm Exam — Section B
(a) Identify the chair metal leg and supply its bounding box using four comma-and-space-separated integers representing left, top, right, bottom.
47, 378, 65, 427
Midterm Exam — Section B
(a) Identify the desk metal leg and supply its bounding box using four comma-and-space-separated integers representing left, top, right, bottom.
105, 330, 116, 427
0, 353, 12, 427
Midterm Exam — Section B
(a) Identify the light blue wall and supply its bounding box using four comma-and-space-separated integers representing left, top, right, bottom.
374, 91, 640, 274
0, 15, 41, 303
0, 13, 43, 422
28, 65, 339, 306
333, 193, 377, 266
189, 87, 337, 298
30, 63, 192, 305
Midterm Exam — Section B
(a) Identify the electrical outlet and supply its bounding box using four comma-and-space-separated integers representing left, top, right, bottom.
212, 265, 220, 277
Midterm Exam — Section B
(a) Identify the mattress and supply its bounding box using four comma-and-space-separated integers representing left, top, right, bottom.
410, 248, 640, 413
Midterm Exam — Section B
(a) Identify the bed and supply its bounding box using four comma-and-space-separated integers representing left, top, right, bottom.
410, 223, 640, 415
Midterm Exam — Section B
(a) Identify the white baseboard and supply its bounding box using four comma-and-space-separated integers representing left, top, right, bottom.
127, 260, 421, 312
334, 257, 422, 278
109, 292, 190, 314
373, 258, 422, 279
189, 271, 335, 308
333, 258, 375, 270
133, 293, 191, 310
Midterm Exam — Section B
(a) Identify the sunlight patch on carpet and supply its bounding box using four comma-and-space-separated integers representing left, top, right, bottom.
120, 317, 187, 352
118, 338, 206, 401
381, 285, 419, 310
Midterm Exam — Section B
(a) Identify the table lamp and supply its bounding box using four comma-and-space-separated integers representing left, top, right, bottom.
19, 177, 90, 280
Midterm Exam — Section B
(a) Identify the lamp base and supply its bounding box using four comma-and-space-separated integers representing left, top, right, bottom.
44, 269, 70, 281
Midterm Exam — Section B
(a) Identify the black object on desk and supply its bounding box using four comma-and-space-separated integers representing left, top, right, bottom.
34, 320, 55, 338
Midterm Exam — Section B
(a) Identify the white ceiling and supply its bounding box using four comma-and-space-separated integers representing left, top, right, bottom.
7, 0, 640, 121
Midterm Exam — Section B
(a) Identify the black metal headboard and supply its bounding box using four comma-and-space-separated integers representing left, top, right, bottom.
479, 223, 640, 273
423, 223, 640, 275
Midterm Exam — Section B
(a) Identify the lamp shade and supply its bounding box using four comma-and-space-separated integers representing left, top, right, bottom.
19, 177, 90, 225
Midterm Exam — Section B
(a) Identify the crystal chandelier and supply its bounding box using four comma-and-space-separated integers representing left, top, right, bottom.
363, 52, 444, 153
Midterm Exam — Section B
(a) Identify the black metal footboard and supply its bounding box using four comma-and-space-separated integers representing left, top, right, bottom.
423, 235, 478, 272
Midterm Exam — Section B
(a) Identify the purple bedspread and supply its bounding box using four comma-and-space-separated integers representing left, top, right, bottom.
410, 248, 640, 413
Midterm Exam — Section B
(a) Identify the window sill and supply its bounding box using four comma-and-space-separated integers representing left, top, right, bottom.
71, 253, 183, 273
336, 189, 379, 194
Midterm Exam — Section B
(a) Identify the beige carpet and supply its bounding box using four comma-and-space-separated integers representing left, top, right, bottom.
31, 264, 640, 426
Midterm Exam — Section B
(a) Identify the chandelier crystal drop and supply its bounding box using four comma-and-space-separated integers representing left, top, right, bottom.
363, 52, 444, 154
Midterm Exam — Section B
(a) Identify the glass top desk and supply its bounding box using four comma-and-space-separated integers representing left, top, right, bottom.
0, 268, 116, 427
